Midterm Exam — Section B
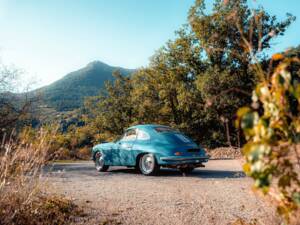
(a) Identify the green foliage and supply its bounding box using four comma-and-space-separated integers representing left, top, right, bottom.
188, 0, 295, 146
84, 71, 134, 136
131, 28, 205, 135
19, 124, 94, 160
82, 0, 294, 148
237, 56, 300, 221
189, 0, 295, 64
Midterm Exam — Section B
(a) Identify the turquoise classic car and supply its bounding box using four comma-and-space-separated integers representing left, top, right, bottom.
91, 124, 209, 175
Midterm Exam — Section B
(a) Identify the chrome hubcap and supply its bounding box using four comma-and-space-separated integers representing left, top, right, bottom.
141, 155, 154, 173
95, 152, 104, 170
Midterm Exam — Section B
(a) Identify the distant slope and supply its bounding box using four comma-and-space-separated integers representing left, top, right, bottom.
33, 61, 134, 111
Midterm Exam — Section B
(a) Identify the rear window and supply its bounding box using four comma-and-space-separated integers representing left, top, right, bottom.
154, 127, 176, 133
173, 133, 191, 143
158, 132, 195, 145
154, 127, 195, 144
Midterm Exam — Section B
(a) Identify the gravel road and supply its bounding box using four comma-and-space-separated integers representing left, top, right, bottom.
45, 160, 280, 225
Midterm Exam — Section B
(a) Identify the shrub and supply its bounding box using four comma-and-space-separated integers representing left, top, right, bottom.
237, 56, 300, 222
76, 146, 91, 160
0, 129, 83, 224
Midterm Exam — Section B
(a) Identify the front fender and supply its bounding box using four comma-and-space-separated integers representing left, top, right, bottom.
91, 146, 103, 161
91, 142, 114, 161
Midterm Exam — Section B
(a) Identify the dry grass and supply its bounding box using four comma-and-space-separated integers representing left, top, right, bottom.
0, 129, 84, 225
231, 218, 257, 225
0, 193, 84, 225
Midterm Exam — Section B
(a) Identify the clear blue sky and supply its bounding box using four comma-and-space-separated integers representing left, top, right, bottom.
0, 0, 299, 88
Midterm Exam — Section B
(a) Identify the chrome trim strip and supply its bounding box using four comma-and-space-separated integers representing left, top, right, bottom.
160, 156, 209, 161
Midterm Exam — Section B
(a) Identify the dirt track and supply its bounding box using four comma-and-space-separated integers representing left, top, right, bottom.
45, 160, 280, 225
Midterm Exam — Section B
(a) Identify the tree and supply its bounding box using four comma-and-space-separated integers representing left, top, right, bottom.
131, 28, 206, 139
189, 0, 295, 146
189, 0, 295, 67
0, 64, 36, 137
84, 71, 134, 138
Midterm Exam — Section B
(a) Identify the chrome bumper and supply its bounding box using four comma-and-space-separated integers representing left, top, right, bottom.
160, 156, 209, 162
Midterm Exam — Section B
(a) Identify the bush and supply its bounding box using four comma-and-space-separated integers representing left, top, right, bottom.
0, 129, 83, 224
54, 147, 71, 160
237, 56, 300, 222
76, 146, 91, 160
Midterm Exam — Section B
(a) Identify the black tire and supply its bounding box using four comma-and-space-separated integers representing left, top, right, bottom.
94, 151, 109, 172
179, 167, 194, 174
138, 153, 160, 176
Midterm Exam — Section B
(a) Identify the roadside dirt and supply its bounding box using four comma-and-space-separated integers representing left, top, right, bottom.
206, 147, 242, 159
44, 160, 280, 225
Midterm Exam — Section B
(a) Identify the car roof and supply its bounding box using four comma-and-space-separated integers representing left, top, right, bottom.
126, 124, 170, 131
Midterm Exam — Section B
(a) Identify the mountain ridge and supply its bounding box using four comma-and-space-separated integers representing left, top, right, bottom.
33, 60, 135, 111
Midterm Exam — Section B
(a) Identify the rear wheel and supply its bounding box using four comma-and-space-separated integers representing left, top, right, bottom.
139, 154, 159, 176
95, 151, 109, 172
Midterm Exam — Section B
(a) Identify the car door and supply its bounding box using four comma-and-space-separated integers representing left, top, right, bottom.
116, 128, 137, 166
112, 128, 137, 166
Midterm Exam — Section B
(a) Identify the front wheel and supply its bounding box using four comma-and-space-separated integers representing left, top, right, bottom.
95, 151, 109, 172
139, 154, 160, 176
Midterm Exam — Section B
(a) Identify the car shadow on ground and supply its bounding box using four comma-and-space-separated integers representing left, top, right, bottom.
109, 168, 246, 179
44, 163, 245, 179
44, 164, 96, 172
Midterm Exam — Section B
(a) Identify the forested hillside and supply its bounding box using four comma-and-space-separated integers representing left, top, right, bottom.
32, 61, 134, 111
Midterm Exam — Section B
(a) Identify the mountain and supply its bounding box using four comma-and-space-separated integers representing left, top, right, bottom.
33, 61, 135, 111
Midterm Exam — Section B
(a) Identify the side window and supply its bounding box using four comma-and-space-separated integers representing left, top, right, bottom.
121, 129, 137, 141
137, 130, 150, 141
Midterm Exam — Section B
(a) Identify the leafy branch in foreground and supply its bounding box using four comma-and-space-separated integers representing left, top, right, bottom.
237, 56, 300, 222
